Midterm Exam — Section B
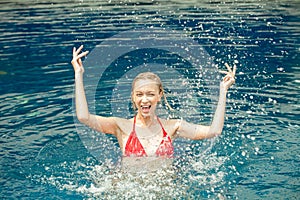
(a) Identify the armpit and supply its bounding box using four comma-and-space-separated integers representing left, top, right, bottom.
173, 118, 183, 138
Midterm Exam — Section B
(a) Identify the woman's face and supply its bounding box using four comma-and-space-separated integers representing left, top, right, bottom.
132, 79, 162, 117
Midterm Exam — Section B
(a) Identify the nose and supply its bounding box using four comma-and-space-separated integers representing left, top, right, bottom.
141, 95, 148, 102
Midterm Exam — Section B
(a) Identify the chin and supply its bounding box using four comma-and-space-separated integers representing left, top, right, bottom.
141, 113, 151, 118
139, 111, 154, 118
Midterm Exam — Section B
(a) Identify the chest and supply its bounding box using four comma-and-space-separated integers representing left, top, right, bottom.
117, 121, 174, 156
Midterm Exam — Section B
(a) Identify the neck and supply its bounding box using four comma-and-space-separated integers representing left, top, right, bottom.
136, 113, 156, 127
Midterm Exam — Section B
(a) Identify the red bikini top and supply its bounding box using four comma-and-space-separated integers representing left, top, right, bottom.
124, 116, 174, 157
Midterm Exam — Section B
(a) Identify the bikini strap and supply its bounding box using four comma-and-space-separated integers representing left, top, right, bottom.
132, 115, 137, 132
156, 117, 167, 137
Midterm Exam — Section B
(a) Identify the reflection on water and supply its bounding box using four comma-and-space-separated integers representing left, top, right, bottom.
0, 0, 299, 199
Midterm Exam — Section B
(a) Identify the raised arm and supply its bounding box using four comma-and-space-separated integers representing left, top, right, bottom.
71, 45, 118, 135
176, 63, 236, 140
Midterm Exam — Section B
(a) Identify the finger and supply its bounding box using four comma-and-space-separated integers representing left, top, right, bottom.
223, 73, 234, 80
219, 70, 229, 75
77, 50, 89, 58
79, 59, 83, 66
225, 63, 233, 73
223, 74, 231, 81
233, 64, 237, 76
223, 76, 229, 82
75, 45, 84, 54
223, 77, 235, 85
73, 47, 78, 57
229, 75, 235, 84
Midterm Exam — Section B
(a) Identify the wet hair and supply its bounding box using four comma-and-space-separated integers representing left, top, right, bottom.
131, 72, 173, 110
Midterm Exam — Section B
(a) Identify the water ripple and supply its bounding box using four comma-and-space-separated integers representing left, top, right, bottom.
0, 0, 299, 199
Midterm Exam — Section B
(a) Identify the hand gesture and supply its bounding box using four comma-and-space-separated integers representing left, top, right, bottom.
219, 63, 237, 91
71, 45, 89, 74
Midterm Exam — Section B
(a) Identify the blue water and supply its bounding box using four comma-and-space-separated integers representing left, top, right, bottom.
1, 0, 299, 199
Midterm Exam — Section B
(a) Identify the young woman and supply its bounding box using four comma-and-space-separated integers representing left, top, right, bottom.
71, 45, 236, 158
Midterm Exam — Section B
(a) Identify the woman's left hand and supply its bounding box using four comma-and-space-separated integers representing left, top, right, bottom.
219, 63, 237, 91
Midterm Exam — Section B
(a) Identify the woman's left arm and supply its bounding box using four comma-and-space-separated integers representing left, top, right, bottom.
175, 63, 236, 140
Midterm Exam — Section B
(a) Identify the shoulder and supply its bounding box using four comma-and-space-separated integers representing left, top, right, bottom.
92, 116, 133, 135
113, 116, 133, 124
158, 118, 182, 127
158, 118, 182, 137
113, 117, 134, 135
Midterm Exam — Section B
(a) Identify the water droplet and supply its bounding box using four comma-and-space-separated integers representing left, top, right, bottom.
241, 151, 246, 157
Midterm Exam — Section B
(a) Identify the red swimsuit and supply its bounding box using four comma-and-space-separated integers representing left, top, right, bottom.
124, 116, 174, 157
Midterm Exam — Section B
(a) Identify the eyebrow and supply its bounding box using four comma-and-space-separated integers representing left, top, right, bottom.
135, 90, 156, 93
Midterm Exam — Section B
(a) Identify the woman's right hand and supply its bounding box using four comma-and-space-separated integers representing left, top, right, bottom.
71, 45, 89, 74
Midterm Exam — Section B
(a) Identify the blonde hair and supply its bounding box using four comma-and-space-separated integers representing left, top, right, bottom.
131, 72, 173, 110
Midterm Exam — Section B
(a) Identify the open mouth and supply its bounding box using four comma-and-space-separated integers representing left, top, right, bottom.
141, 105, 151, 113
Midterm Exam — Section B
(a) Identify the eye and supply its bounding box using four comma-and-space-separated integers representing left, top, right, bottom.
136, 93, 143, 97
147, 93, 155, 97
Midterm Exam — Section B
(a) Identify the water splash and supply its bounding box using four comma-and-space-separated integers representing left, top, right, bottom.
29, 137, 233, 199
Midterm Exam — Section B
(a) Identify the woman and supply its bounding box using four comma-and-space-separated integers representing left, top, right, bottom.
71, 45, 236, 158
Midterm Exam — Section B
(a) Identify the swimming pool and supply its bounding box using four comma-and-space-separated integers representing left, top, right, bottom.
0, 0, 299, 199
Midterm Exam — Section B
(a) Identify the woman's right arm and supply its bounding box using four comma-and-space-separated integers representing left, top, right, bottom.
71, 45, 118, 135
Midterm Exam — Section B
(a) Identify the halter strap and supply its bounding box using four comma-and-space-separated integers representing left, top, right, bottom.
132, 115, 137, 132
156, 117, 168, 137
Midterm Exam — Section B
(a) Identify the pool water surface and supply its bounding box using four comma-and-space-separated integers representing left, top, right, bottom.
0, 0, 299, 199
